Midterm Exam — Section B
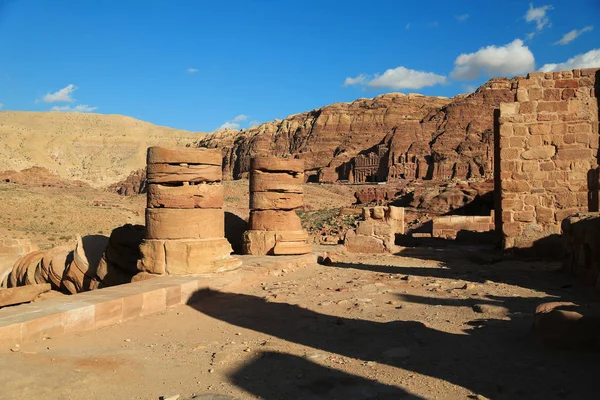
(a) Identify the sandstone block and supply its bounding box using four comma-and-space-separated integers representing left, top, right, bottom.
355, 220, 374, 236
145, 208, 224, 239
275, 230, 309, 242
250, 192, 304, 210
543, 89, 561, 101
249, 171, 304, 193
163, 238, 238, 275
521, 146, 556, 160
147, 183, 223, 209
250, 157, 304, 173
273, 242, 312, 255
555, 79, 579, 89
500, 102, 519, 116
147, 146, 222, 166
372, 206, 385, 219
344, 231, 386, 253
249, 210, 303, 231
242, 230, 277, 255
147, 164, 221, 184
138, 239, 167, 275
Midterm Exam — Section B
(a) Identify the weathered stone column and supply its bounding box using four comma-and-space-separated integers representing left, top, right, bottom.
138, 147, 241, 275
243, 157, 312, 255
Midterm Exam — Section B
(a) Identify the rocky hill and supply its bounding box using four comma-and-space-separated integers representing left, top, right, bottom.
197, 78, 518, 183
0, 111, 205, 187
197, 93, 452, 180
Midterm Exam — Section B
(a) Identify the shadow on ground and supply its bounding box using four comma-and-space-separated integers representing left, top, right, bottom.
188, 271, 599, 400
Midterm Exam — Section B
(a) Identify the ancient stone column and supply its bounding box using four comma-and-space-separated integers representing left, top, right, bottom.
243, 157, 312, 255
138, 147, 241, 275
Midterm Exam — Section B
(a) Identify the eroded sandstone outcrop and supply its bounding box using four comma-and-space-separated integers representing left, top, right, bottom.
198, 78, 518, 184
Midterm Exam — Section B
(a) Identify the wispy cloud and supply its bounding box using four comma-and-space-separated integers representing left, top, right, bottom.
249, 120, 260, 128
187, 67, 199, 73
456, 14, 469, 22
344, 66, 446, 90
42, 84, 76, 103
554, 26, 593, 45
525, 3, 553, 31
232, 114, 247, 123
451, 39, 535, 80
428, 21, 439, 28
0, 103, 3, 110
405, 23, 410, 30
526, 32, 536, 40
539, 48, 600, 72
219, 114, 249, 130
50, 104, 97, 112
464, 85, 476, 94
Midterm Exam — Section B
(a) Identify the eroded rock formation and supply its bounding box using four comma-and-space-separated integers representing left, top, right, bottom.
198, 78, 518, 184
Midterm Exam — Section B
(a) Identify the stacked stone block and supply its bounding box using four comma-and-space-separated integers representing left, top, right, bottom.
432, 211, 495, 239
498, 68, 599, 253
243, 157, 312, 255
344, 206, 405, 253
138, 147, 241, 274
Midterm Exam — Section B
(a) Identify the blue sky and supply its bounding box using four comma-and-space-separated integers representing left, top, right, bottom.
0, 0, 599, 132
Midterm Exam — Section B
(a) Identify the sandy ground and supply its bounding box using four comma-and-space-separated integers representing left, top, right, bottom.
1, 247, 598, 400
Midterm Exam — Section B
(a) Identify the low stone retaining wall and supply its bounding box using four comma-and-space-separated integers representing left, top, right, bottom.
432, 212, 495, 239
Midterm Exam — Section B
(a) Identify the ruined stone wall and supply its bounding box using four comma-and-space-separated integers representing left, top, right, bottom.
498, 68, 599, 254
432, 213, 494, 240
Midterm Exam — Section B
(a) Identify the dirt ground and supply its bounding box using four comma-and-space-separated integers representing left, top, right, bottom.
1, 247, 598, 400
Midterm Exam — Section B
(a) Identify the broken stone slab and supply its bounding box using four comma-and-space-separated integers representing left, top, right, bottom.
250, 157, 304, 173
250, 192, 304, 210
0, 283, 51, 308
248, 210, 303, 231
145, 208, 225, 240
148, 183, 223, 209
147, 163, 222, 184
242, 230, 311, 255
147, 146, 222, 165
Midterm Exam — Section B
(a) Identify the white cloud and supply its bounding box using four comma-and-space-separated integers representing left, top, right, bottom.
249, 120, 260, 128
43, 84, 76, 103
0, 103, 3, 110
343, 74, 367, 87
187, 67, 198, 73
464, 85, 476, 94
405, 23, 410, 30
525, 3, 553, 31
539, 49, 600, 72
50, 104, 97, 112
554, 26, 593, 45
456, 14, 469, 22
450, 39, 535, 80
219, 114, 249, 130
526, 32, 536, 40
232, 114, 248, 123
219, 122, 240, 130
344, 67, 446, 90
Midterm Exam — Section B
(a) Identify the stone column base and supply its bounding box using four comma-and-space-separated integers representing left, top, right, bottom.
243, 230, 312, 256
138, 238, 242, 275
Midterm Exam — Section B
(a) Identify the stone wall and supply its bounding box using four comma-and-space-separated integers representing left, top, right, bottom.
497, 68, 599, 254
344, 206, 404, 253
432, 212, 495, 240
562, 212, 600, 288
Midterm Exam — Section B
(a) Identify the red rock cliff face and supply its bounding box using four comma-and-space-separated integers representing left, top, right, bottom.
197, 93, 451, 180
197, 77, 518, 183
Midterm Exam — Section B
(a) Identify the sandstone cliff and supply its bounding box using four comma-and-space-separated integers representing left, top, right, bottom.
198, 78, 519, 183
197, 93, 452, 180
0, 111, 205, 187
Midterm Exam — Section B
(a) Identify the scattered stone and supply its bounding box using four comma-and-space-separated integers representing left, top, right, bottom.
387, 300, 403, 307
124, 338, 131, 342
460, 283, 477, 290
472, 304, 509, 316
159, 394, 180, 400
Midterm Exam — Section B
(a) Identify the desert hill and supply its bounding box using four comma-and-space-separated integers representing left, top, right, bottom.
0, 111, 205, 187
